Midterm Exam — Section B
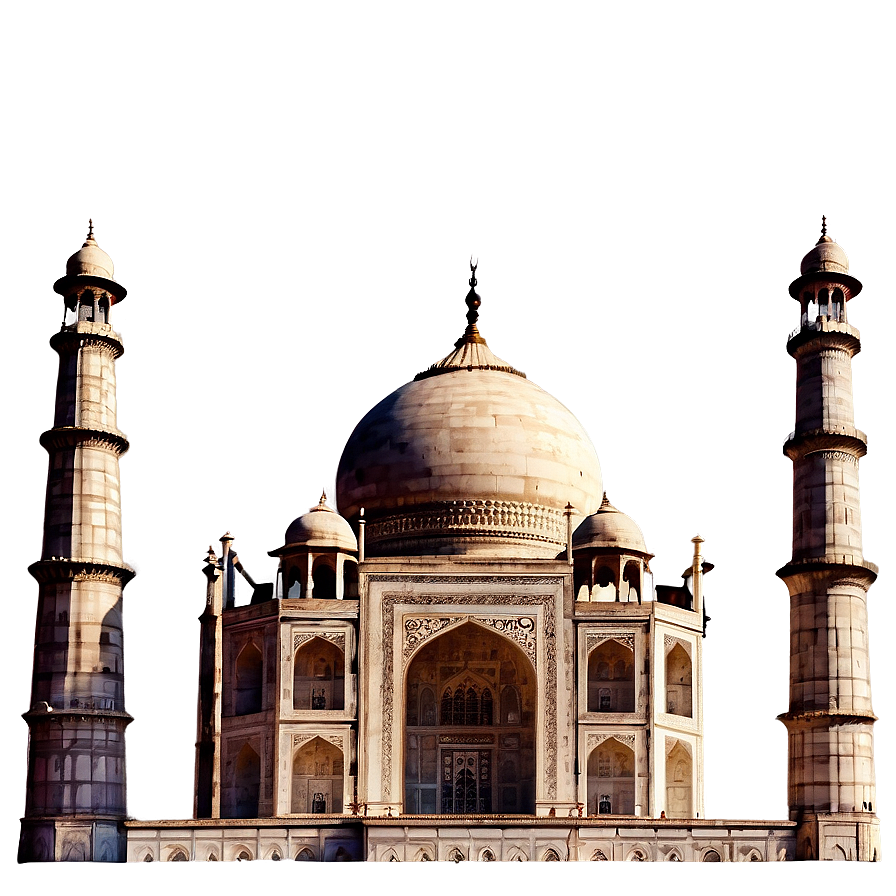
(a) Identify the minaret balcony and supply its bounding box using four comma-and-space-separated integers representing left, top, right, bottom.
50, 321, 124, 357
783, 425, 867, 460
787, 318, 860, 357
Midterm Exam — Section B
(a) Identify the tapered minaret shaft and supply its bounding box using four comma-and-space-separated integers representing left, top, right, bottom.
777, 223, 879, 862
19, 225, 134, 863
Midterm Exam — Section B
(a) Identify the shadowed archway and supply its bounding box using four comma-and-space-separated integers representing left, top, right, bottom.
404, 621, 536, 814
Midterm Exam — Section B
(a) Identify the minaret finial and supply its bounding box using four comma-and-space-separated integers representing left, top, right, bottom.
87, 218, 94, 241
816, 215, 829, 245
463, 256, 481, 339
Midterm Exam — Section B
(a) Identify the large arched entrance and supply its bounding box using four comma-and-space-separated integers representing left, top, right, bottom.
404, 622, 536, 815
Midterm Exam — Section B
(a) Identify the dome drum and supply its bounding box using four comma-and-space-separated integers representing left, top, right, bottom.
363, 498, 573, 558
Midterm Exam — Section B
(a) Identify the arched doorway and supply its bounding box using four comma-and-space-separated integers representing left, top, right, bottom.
404, 622, 536, 814
291, 736, 344, 813
665, 739, 693, 818
587, 639, 635, 713
231, 743, 260, 818
665, 644, 692, 717
587, 737, 635, 815
294, 637, 345, 710
234, 643, 263, 715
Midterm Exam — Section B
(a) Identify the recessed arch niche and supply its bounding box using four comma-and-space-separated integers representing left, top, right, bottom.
404, 621, 536, 815
587, 737, 635, 816
587, 638, 635, 713
294, 636, 345, 711
291, 736, 344, 814
665, 643, 692, 717
665, 739, 693, 818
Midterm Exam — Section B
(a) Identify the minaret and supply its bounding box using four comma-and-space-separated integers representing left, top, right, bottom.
19, 224, 134, 863
777, 220, 880, 861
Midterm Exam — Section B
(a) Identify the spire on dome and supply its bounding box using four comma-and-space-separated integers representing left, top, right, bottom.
414, 260, 526, 381
86, 218, 95, 242
454, 258, 485, 348
817, 215, 832, 245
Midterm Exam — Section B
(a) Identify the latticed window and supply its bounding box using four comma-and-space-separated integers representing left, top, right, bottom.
441, 689, 453, 723
481, 689, 493, 725
465, 688, 478, 724
452, 688, 464, 722
440, 686, 495, 725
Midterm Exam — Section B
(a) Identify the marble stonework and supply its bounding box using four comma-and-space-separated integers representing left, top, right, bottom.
22, 229, 879, 862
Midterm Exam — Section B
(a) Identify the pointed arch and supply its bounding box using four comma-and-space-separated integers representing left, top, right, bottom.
343, 558, 359, 599
404, 620, 536, 815
701, 848, 721, 862
295, 847, 316, 861
229, 743, 260, 818
311, 557, 336, 599
591, 849, 608, 861
587, 639, 634, 713
294, 636, 345, 710
622, 560, 641, 602
291, 736, 344, 814
234, 642, 263, 715
541, 847, 561, 861
665, 643, 692, 717
286, 565, 304, 599
591, 564, 617, 601
587, 736, 635, 816
665, 739, 693, 818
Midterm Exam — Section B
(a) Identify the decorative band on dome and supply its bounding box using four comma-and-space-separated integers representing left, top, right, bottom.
365, 499, 567, 547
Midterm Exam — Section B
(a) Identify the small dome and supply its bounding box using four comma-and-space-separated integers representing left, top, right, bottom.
573, 493, 649, 554
789, 220, 861, 300
800, 235, 849, 276
284, 493, 357, 552
66, 221, 115, 280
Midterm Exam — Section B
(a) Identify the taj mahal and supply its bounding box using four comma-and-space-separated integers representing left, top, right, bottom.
18, 221, 880, 862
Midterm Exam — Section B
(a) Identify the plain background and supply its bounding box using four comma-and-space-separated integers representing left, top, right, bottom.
2, 2, 892, 889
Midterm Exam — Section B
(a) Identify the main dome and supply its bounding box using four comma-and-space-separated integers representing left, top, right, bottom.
335, 266, 602, 557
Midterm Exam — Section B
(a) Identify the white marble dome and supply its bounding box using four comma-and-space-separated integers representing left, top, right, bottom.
284, 494, 357, 551
336, 353, 602, 556
800, 235, 849, 276
66, 224, 115, 280
573, 493, 649, 555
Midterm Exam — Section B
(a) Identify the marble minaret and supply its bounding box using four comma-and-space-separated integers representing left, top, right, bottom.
19, 224, 134, 863
777, 220, 880, 861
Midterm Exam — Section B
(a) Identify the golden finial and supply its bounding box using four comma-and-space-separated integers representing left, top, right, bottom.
454, 258, 483, 348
